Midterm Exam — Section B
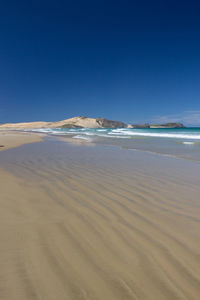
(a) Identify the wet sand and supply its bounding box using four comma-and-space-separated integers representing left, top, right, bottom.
0, 139, 200, 299
0, 130, 44, 151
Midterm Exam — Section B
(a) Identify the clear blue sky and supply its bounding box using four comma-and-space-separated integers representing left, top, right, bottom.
0, 0, 200, 125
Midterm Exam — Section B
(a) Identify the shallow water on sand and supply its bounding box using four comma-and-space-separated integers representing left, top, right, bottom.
0, 139, 200, 300
29, 127, 200, 161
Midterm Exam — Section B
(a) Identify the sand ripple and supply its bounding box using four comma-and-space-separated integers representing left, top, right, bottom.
0, 142, 200, 299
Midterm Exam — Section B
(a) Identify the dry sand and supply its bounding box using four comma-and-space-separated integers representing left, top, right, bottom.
0, 137, 200, 299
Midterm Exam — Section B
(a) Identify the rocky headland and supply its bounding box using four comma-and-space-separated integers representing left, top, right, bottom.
129, 122, 185, 129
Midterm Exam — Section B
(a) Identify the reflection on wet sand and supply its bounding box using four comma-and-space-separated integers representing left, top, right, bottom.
0, 140, 200, 300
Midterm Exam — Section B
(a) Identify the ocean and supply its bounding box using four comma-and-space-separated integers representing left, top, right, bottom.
28, 127, 200, 161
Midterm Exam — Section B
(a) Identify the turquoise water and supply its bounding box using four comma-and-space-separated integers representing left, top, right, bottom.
28, 127, 200, 161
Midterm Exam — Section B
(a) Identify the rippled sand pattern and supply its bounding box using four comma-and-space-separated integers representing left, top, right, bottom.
0, 141, 200, 299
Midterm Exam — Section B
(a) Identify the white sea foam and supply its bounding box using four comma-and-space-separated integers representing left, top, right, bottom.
182, 142, 195, 145
108, 130, 200, 140
25, 128, 200, 141
29, 128, 56, 134
73, 135, 92, 141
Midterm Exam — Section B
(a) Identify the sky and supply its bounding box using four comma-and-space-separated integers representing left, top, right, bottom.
0, 0, 200, 125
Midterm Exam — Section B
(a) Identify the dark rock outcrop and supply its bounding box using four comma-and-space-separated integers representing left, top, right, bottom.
60, 124, 83, 129
129, 124, 150, 129
150, 123, 184, 128
96, 118, 127, 128
129, 122, 184, 129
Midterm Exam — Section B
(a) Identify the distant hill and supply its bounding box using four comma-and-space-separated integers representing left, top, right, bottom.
0, 116, 127, 129
149, 122, 184, 128
129, 122, 184, 129
0, 116, 184, 129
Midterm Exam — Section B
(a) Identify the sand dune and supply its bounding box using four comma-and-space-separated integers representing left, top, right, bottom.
0, 140, 200, 299
0, 116, 127, 129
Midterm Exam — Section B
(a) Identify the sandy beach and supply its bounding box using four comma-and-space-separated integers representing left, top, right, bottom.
0, 133, 200, 299
0, 130, 44, 151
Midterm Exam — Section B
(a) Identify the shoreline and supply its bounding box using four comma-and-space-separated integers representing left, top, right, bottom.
1, 130, 200, 164
55, 134, 200, 163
